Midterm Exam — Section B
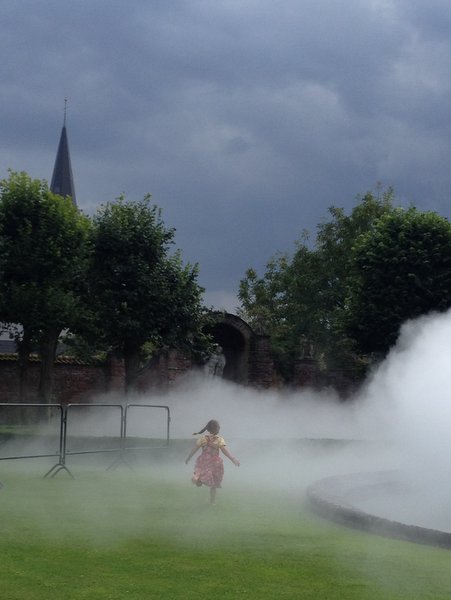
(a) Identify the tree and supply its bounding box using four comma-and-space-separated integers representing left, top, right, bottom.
344, 207, 451, 355
85, 195, 207, 393
238, 243, 323, 378
238, 188, 396, 379
0, 171, 92, 401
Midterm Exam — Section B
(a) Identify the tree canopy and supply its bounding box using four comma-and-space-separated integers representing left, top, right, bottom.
344, 207, 451, 355
0, 170, 92, 400
239, 188, 451, 380
84, 194, 208, 392
0, 174, 209, 399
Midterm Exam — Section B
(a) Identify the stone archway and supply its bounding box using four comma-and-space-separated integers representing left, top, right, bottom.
135, 311, 275, 389
204, 313, 254, 384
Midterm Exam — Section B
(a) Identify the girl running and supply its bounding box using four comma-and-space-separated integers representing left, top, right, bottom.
185, 419, 240, 504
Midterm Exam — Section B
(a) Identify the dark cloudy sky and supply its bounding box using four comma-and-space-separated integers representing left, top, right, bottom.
2, 1, 451, 311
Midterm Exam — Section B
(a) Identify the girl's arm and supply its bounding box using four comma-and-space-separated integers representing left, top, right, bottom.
185, 445, 199, 464
221, 446, 240, 466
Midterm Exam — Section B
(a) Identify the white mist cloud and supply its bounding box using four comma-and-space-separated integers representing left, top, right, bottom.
4, 308, 451, 532
125, 372, 396, 495
363, 310, 451, 469
348, 309, 451, 531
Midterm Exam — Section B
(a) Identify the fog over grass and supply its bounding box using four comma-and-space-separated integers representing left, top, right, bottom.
132, 307, 451, 529
2, 309, 451, 534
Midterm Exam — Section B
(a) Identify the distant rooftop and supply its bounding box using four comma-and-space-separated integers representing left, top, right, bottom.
0, 340, 16, 353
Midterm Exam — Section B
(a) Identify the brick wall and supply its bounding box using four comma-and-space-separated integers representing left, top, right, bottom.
0, 358, 110, 404
136, 350, 194, 391
0, 348, 361, 407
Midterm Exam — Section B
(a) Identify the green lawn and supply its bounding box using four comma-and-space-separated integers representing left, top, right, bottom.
1, 458, 451, 600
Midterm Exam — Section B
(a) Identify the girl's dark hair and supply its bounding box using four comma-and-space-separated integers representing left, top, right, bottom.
193, 419, 220, 435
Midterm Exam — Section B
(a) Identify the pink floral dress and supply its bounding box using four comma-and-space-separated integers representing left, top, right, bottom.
192, 434, 225, 488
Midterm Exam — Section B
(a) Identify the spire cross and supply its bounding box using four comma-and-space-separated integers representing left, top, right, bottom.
63, 97, 68, 126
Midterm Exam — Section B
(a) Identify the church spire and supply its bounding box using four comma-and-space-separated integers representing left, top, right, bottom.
50, 98, 76, 205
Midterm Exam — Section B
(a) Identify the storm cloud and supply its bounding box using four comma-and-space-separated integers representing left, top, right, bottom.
2, 0, 451, 310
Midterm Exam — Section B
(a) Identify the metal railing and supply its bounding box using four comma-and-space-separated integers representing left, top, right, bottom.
0, 402, 171, 478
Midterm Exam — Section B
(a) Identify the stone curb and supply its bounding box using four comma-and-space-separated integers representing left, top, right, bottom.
306, 471, 451, 550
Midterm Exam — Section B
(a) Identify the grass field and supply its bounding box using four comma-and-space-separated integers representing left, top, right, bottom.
1, 449, 451, 600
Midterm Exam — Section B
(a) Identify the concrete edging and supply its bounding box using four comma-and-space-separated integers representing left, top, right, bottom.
306, 471, 451, 549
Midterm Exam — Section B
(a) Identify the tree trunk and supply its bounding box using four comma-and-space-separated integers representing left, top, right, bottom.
123, 345, 141, 396
17, 329, 33, 403
38, 329, 61, 404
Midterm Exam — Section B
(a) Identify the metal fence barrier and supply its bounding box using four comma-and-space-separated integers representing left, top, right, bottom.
0, 402, 171, 478
124, 404, 171, 448
0, 403, 64, 461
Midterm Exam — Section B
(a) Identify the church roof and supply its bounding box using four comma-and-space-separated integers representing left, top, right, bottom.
50, 123, 76, 205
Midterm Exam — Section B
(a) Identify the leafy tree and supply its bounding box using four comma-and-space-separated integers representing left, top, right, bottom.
239, 243, 322, 378
344, 207, 451, 355
85, 195, 208, 393
314, 189, 395, 319
238, 188, 395, 379
0, 171, 92, 401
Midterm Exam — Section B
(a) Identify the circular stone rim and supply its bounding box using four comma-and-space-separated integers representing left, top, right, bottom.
306, 470, 451, 549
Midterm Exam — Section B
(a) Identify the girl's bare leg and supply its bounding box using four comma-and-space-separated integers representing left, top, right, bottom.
210, 487, 217, 504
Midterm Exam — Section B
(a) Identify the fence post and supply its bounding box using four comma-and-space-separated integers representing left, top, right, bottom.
43, 405, 74, 479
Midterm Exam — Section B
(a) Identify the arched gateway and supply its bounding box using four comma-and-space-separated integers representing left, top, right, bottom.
202, 312, 275, 387
203, 313, 253, 383
136, 312, 275, 389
